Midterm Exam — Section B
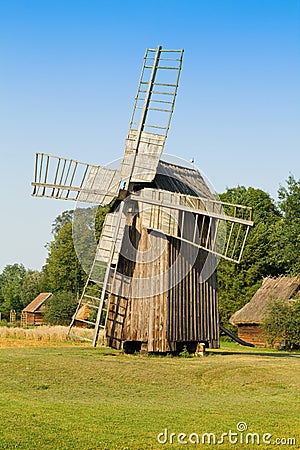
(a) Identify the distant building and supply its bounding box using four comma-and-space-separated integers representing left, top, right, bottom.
21, 293, 52, 326
230, 276, 300, 347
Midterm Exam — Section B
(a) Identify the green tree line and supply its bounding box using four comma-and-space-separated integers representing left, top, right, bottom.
218, 175, 300, 328
0, 205, 109, 323
0, 176, 299, 329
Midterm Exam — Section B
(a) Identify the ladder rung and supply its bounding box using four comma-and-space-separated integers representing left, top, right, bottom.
144, 65, 178, 70
110, 304, 127, 311
84, 294, 101, 302
106, 319, 125, 326
157, 65, 179, 70
157, 49, 183, 53
81, 302, 99, 310
109, 312, 126, 318
89, 279, 104, 285
148, 107, 172, 113
157, 57, 181, 61
152, 90, 174, 96
140, 81, 176, 88
93, 259, 107, 265
135, 105, 172, 113
68, 333, 93, 343
93, 263, 107, 269
138, 89, 174, 96
153, 82, 176, 88
145, 56, 181, 62
150, 99, 173, 105
75, 318, 96, 326
118, 304, 127, 310
106, 335, 122, 342
143, 124, 167, 130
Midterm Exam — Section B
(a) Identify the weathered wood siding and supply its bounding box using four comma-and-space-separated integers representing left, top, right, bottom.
167, 237, 219, 350
22, 312, 44, 326
105, 203, 219, 352
237, 324, 268, 347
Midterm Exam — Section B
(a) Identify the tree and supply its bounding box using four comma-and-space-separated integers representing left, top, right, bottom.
51, 210, 74, 235
217, 186, 283, 327
43, 291, 78, 326
262, 299, 300, 350
20, 270, 46, 307
43, 221, 86, 294
0, 264, 27, 318
95, 204, 111, 241
43, 205, 109, 295
72, 205, 110, 277
271, 175, 300, 275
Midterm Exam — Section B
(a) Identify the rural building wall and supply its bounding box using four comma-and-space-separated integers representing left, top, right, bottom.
237, 324, 268, 347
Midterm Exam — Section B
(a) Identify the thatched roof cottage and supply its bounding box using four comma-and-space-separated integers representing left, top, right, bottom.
230, 276, 300, 347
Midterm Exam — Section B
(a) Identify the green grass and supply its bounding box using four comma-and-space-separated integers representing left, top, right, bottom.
0, 343, 299, 449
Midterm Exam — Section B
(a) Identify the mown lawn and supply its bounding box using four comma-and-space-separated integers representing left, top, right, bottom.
0, 343, 299, 449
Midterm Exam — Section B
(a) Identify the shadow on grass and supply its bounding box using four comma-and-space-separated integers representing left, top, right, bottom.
209, 349, 300, 359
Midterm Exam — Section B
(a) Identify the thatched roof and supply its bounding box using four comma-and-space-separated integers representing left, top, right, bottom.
75, 304, 91, 320
153, 160, 214, 199
22, 293, 52, 313
230, 276, 300, 325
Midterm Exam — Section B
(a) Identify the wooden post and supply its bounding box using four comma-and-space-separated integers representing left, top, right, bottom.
9, 310, 16, 325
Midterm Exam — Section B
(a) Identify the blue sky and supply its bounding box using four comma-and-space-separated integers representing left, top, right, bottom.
0, 0, 299, 271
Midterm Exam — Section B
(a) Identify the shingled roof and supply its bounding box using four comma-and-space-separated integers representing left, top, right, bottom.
22, 293, 52, 313
230, 276, 300, 325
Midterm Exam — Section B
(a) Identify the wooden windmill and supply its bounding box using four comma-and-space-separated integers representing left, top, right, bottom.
32, 46, 253, 353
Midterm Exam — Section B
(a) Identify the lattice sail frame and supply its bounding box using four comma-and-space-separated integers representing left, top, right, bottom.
121, 48, 184, 184
32, 153, 120, 205
32, 47, 184, 205
130, 189, 253, 264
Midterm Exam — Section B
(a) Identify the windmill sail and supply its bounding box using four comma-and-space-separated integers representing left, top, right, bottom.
130, 188, 254, 264
96, 211, 127, 265
121, 47, 184, 185
32, 152, 120, 205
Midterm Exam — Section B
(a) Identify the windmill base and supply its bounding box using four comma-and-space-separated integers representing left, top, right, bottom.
121, 340, 213, 355
122, 340, 143, 354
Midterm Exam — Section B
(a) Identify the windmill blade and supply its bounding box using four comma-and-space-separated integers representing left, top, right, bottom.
32, 152, 121, 205
121, 47, 184, 185
121, 130, 165, 183
130, 188, 254, 264
95, 211, 127, 266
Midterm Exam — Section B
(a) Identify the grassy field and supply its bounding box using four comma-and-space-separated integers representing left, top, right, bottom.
0, 337, 299, 449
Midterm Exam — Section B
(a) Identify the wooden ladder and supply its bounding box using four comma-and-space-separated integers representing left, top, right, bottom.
67, 205, 127, 346
67, 256, 117, 345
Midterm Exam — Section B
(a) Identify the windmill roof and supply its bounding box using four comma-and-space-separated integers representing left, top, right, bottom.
22, 293, 52, 313
230, 276, 300, 325
152, 160, 214, 198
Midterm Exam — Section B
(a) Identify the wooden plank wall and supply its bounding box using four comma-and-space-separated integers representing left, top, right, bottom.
105, 204, 219, 352
23, 312, 44, 326
238, 325, 268, 347
167, 215, 219, 350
